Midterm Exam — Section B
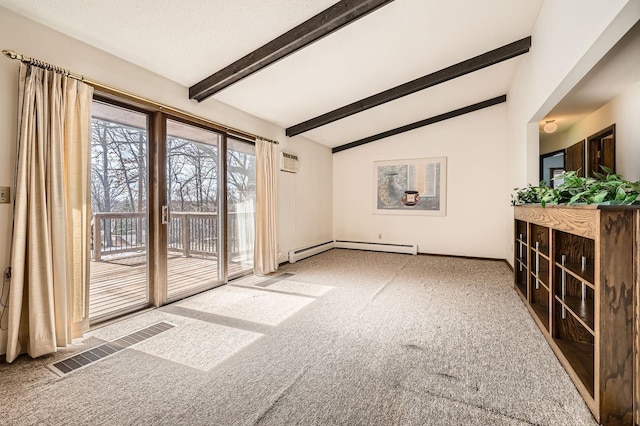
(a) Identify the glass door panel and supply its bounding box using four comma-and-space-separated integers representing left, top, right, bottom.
165, 119, 223, 300
89, 100, 150, 323
227, 138, 256, 277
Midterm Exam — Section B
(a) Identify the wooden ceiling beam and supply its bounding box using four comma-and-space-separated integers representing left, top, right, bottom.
287, 37, 530, 137
332, 95, 506, 153
189, 0, 396, 102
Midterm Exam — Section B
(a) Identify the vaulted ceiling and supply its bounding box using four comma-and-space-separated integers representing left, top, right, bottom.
0, 0, 546, 149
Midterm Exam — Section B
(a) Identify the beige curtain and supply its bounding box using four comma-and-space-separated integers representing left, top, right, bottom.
253, 138, 278, 276
5, 63, 93, 363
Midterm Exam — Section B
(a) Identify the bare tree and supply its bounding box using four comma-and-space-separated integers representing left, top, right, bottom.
167, 137, 218, 212
91, 118, 147, 248
227, 149, 256, 209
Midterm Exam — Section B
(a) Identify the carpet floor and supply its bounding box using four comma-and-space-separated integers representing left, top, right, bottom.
0, 249, 597, 425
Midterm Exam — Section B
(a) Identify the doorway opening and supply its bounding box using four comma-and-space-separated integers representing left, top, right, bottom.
539, 149, 565, 188
587, 125, 616, 176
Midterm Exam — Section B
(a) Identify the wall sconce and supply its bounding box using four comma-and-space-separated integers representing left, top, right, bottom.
543, 120, 557, 133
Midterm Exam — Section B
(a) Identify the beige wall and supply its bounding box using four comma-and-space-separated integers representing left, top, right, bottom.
539, 129, 572, 155
0, 7, 333, 354
333, 104, 509, 259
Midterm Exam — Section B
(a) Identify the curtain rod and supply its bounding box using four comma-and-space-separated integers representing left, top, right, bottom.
2, 49, 280, 145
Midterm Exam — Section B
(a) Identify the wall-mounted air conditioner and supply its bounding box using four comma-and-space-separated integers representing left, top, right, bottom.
280, 152, 299, 173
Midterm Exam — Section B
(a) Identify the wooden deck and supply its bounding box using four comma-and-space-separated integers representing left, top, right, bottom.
90, 254, 250, 322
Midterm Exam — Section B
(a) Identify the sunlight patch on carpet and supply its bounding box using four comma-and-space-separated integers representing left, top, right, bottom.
132, 320, 262, 371
264, 280, 334, 297
176, 286, 314, 326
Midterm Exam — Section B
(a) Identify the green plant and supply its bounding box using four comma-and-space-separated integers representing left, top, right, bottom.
511, 182, 550, 205
511, 166, 640, 206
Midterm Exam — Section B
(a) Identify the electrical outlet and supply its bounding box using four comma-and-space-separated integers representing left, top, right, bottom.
378, 233, 382, 239
0, 186, 9, 204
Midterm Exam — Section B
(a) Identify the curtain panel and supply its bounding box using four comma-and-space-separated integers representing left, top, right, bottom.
5, 64, 93, 362
253, 138, 278, 276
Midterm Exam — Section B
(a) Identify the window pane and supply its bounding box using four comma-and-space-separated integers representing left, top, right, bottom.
227, 138, 256, 276
90, 100, 149, 322
166, 119, 222, 299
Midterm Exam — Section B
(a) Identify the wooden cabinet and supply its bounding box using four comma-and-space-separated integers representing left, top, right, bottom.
514, 205, 636, 425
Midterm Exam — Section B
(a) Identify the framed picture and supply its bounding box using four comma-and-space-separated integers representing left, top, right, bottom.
373, 157, 447, 216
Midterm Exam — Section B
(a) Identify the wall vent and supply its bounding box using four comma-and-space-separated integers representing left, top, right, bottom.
281, 152, 299, 173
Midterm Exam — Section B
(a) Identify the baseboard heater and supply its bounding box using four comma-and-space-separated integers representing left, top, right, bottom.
288, 241, 334, 263
334, 240, 417, 255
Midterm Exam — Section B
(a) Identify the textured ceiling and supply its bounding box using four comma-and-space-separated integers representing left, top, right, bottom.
0, 0, 548, 147
0, 0, 337, 86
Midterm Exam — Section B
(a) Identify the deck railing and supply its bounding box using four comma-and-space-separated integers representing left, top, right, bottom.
92, 211, 254, 261
92, 212, 146, 261
168, 212, 217, 257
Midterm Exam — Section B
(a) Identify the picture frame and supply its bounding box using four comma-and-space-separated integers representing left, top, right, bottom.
373, 157, 447, 216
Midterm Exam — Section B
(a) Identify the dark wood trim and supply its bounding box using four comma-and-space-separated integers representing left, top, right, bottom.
93, 92, 156, 115
634, 210, 640, 425
586, 124, 616, 176
287, 37, 530, 137
539, 148, 566, 184
219, 133, 229, 283
332, 95, 506, 153
152, 111, 167, 307
189, 0, 395, 101
165, 113, 226, 138
587, 124, 616, 145
94, 89, 259, 143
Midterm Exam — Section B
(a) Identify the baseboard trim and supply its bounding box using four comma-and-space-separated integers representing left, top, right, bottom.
334, 240, 417, 255
283, 247, 512, 269
288, 241, 334, 263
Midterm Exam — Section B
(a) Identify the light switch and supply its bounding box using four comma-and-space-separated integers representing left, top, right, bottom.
0, 186, 10, 204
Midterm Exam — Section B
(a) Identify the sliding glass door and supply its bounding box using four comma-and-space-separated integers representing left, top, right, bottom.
88, 98, 258, 321
227, 138, 256, 277
165, 119, 224, 301
89, 100, 150, 322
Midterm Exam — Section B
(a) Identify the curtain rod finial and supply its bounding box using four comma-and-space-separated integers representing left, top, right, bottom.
3, 49, 19, 59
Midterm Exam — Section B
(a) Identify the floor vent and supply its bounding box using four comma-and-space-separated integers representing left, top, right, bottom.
48, 321, 176, 376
